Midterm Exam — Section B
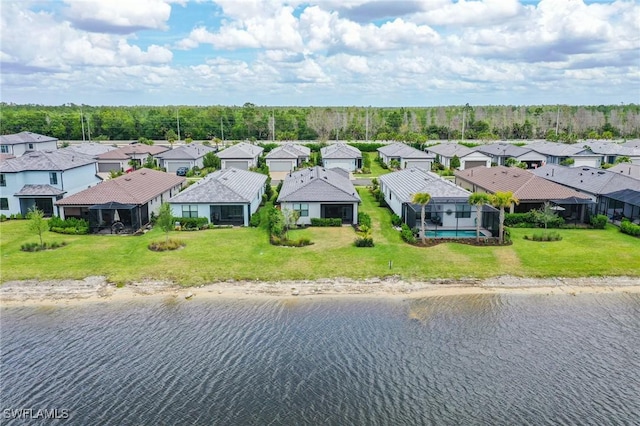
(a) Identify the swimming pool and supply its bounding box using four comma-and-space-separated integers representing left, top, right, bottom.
425, 230, 480, 238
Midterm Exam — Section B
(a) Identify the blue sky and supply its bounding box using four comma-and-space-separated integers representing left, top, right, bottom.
1, 0, 638, 107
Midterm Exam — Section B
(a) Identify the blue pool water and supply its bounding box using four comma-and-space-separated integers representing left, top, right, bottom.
425, 230, 480, 238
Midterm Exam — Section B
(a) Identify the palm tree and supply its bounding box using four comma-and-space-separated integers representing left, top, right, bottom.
490, 191, 519, 244
468, 192, 490, 242
412, 192, 432, 244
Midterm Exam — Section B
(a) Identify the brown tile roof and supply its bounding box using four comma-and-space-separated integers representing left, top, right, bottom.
454, 165, 590, 201
96, 144, 169, 160
56, 168, 185, 206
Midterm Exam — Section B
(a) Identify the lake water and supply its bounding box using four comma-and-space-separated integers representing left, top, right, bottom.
2, 293, 639, 425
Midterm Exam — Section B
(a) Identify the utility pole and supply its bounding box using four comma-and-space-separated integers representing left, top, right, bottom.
176, 109, 181, 142
555, 106, 560, 137
365, 107, 369, 142
220, 116, 224, 141
86, 113, 91, 141
80, 108, 86, 142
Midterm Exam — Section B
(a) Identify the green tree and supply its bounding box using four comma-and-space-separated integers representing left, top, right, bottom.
411, 192, 432, 244
156, 202, 174, 243
202, 152, 221, 169
27, 207, 47, 247
491, 191, 519, 244
468, 192, 490, 242
450, 155, 461, 169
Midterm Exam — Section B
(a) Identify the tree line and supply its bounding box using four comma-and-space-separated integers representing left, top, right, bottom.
1, 103, 638, 143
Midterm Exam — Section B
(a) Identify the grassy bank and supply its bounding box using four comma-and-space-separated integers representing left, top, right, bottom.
1, 190, 638, 285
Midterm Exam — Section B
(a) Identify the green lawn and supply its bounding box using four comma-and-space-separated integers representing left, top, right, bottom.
353, 152, 392, 178
1, 189, 638, 285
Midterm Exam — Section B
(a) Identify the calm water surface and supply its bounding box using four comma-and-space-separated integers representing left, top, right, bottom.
1, 293, 639, 425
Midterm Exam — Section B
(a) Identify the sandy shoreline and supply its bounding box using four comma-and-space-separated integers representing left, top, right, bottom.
1, 276, 639, 307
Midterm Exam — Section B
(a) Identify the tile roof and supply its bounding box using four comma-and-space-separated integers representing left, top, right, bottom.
156, 143, 217, 160
15, 184, 65, 196
56, 168, 185, 206
473, 143, 532, 157
526, 141, 594, 157
96, 144, 169, 160
531, 164, 640, 195
277, 166, 361, 203
169, 168, 266, 204
425, 143, 475, 158
581, 140, 640, 156
608, 163, 640, 180
65, 143, 118, 157
377, 143, 435, 159
0, 132, 57, 145
455, 165, 591, 201
321, 143, 362, 159
217, 142, 264, 159
379, 168, 471, 202
266, 143, 310, 159
622, 139, 640, 148
0, 149, 96, 172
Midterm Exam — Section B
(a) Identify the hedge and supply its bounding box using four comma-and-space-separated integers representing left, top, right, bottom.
174, 217, 209, 230
620, 220, 640, 237
49, 216, 89, 234
310, 218, 342, 227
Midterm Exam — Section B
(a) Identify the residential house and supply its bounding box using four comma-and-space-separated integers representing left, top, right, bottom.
155, 143, 218, 173
320, 143, 362, 172
425, 143, 491, 170
455, 166, 594, 222
55, 168, 185, 232
621, 139, 640, 149
0, 132, 58, 157
168, 168, 266, 226
217, 142, 264, 170
608, 163, 640, 180
265, 144, 311, 172
277, 166, 361, 225
378, 167, 499, 236
581, 140, 640, 165
473, 143, 546, 168
95, 144, 169, 173
377, 143, 436, 169
526, 141, 601, 168
65, 142, 119, 158
531, 164, 640, 223
0, 149, 100, 217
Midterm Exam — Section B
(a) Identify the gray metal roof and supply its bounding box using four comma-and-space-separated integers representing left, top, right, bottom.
0, 132, 57, 145
155, 143, 217, 160
379, 167, 471, 202
266, 143, 310, 159
473, 142, 532, 157
169, 168, 266, 204
582, 140, 640, 156
65, 143, 118, 157
526, 141, 594, 157
425, 143, 478, 158
608, 163, 640, 180
277, 166, 361, 203
217, 142, 264, 159
0, 149, 96, 172
15, 184, 65, 196
321, 143, 362, 159
377, 143, 435, 159
531, 164, 640, 195
622, 139, 640, 148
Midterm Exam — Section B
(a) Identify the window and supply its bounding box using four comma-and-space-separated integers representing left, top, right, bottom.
0, 198, 8, 210
292, 203, 309, 217
28, 143, 34, 150
182, 205, 198, 218
49, 172, 58, 185
0, 174, 5, 187
455, 204, 472, 218
0, 145, 8, 153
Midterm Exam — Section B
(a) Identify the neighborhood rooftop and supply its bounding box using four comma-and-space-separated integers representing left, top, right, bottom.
56, 168, 185, 206
531, 164, 640, 195
216, 142, 264, 158
96, 144, 169, 160
155, 143, 217, 160
64, 143, 118, 157
0, 149, 95, 172
265, 143, 310, 159
582, 140, 640, 156
526, 141, 595, 157
169, 168, 267, 204
425, 143, 475, 157
320, 143, 362, 159
277, 166, 360, 202
377, 142, 435, 159
472, 143, 532, 157
0, 132, 57, 145
379, 167, 471, 202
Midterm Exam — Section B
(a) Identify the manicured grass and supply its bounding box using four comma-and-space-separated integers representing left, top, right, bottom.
1, 191, 638, 285
353, 152, 392, 178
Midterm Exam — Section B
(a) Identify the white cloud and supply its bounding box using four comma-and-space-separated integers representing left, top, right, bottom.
63, 0, 172, 33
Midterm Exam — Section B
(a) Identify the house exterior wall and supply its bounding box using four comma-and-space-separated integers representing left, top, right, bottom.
460, 153, 491, 170
267, 159, 296, 172
280, 201, 358, 225
572, 157, 600, 168
323, 158, 357, 171
403, 159, 432, 170
379, 181, 404, 217
221, 157, 259, 170
4, 141, 58, 157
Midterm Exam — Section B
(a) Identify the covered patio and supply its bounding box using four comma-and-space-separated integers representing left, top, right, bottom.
551, 196, 596, 224
598, 189, 640, 224
403, 200, 499, 238
88, 202, 143, 234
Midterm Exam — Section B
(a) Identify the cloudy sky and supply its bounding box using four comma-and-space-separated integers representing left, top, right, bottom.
1, 0, 638, 107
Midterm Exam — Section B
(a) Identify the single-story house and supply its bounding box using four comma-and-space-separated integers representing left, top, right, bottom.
455, 165, 594, 222
95, 144, 169, 173
266, 144, 311, 172
581, 140, 640, 165
217, 142, 264, 170
321, 143, 362, 172
155, 143, 218, 173
526, 141, 601, 168
0, 149, 100, 217
168, 168, 266, 226
531, 164, 640, 222
473, 143, 546, 168
65, 142, 118, 158
608, 163, 640, 180
55, 168, 185, 232
425, 143, 491, 170
277, 166, 361, 225
377, 143, 436, 170
0, 132, 58, 157
378, 167, 498, 236
622, 139, 640, 149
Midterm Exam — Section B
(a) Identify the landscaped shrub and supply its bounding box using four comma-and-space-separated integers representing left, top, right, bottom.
0, 214, 6, 222
590, 214, 608, 229
354, 236, 374, 247
358, 212, 372, 228
249, 212, 261, 227
270, 235, 313, 247
620, 220, 640, 237
50, 226, 89, 235
391, 214, 402, 227
20, 241, 67, 252
400, 223, 417, 244
48, 216, 89, 234
310, 218, 342, 227
174, 217, 208, 230
505, 212, 535, 227
148, 239, 185, 251
524, 231, 563, 241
